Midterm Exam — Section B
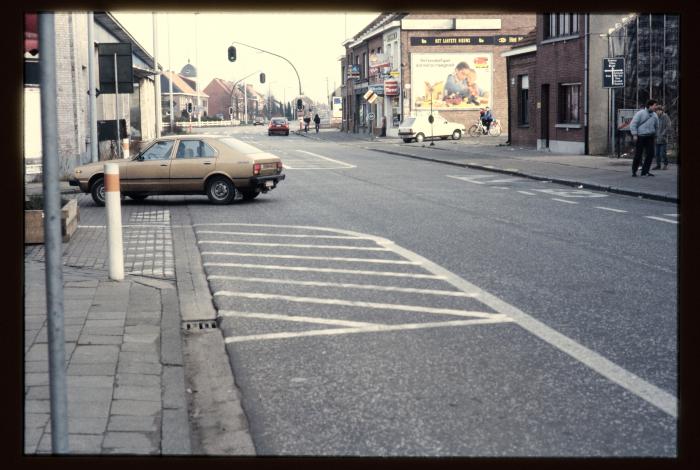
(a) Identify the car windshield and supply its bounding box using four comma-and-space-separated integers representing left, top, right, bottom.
271, 118, 287, 125
401, 118, 416, 126
219, 137, 264, 155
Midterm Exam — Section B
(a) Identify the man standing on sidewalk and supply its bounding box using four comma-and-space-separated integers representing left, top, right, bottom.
629, 99, 659, 177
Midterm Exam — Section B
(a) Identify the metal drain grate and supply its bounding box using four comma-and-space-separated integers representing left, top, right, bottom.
182, 320, 218, 331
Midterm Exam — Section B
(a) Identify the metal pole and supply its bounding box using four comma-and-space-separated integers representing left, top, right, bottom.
244, 80, 248, 125
195, 12, 201, 125
168, 14, 174, 133
114, 53, 121, 158
87, 12, 98, 163
153, 12, 161, 138
39, 12, 69, 454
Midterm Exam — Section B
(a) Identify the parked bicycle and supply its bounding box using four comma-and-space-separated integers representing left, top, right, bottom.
468, 118, 502, 137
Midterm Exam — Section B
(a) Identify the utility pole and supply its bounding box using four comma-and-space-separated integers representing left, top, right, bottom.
194, 12, 201, 124
87, 12, 98, 162
244, 79, 248, 125
153, 12, 161, 138
39, 11, 69, 453
167, 14, 174, 133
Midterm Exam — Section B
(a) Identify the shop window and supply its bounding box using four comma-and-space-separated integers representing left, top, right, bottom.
558, 83, 581, 124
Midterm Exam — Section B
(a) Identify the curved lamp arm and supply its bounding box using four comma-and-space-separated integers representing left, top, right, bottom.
230, 40, 303, 97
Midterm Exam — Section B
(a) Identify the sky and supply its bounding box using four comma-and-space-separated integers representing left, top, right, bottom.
112, 11, 380, 104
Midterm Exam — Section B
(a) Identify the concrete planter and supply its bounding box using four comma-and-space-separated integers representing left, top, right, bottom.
24, 198, 79, 244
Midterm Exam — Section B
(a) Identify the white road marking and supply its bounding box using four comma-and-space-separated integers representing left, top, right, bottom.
534, 189, 607, 198
645, 216, 678, 224
201, 222, 677, 418
494, 187, 509, 190
663, 214, 678, 218
551, 198, 578, 204
197, 240, 389, 251
207, 275, 478, 297
225, 317, 515, 343
446, 175, 488, 184
200, 251, 418, 265
204, 262, 444, 279
219, 310, 377, 328
383, 239, 678, 418
214, 291, 497, 319
486, 178, 521, 184
196, 230, 368, 240
595, 206, 628, 213
294, 150, 356, 168
517, 191, 536, 196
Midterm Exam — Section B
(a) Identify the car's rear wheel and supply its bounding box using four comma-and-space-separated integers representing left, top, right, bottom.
206, 176, 236, 204
415, 133, 425, 143
402, 138, 412, 143
90, 177, 105, 206
468, 125, 481, 137
452, 129, 462, 140
241, 189, 261, 200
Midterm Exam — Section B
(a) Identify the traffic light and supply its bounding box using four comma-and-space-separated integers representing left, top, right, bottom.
186, 102, 193, 114
227, 46, 237, 62
296, 98, 303, 110
259, 73, 265, 84
228, 106, 233, 115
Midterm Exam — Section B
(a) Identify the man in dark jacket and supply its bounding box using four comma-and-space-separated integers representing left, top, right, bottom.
313, 114, 321, 133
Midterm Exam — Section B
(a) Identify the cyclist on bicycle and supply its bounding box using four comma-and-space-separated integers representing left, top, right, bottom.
480, 107, 494, 135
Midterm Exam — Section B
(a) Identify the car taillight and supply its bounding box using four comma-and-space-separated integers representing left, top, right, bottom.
276, 161, 283, 173
253, 163, 261, 176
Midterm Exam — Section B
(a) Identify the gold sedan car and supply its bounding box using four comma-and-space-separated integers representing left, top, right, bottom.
69, 135, 285, 206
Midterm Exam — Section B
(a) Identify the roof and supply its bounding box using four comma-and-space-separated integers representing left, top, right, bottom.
161, 71, 209, 98
94, 12, 162, 72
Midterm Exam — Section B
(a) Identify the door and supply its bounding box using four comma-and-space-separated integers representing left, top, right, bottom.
169, 139, 218, 191
122, 140, 175, 192
540, 84, 550, 149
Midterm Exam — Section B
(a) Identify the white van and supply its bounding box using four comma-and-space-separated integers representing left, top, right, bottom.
398, 112, 466, 143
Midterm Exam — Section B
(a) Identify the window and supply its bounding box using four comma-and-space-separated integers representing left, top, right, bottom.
141, 140, 174, 161
558, 83, 581, 124
363, 53, 367, 78
544, 13, 579, 39
176, 140, 217, 159
518, 75, 529, 126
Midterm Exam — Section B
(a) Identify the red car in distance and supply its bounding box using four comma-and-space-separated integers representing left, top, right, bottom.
268, 117, 290, 136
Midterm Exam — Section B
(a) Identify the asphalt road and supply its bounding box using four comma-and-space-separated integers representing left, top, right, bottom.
163, 125, 677, 456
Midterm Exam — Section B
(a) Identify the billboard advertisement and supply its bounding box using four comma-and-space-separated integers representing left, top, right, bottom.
410, 53, 492, 110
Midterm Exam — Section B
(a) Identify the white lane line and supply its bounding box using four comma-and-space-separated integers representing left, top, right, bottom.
384, 239, 678, 418
446, 175, 486, 184
200, 251, 418, 265
204, 263, 443, 279
551, 198, 578, 204
196, 231, 368, 240
197, 240, 388, 251
517, 191, 536, 196
207, 275, 478, 297
486, 178, 521, 184
645, 216, 678, 224
494, 187, 509, 190
224, 317, 514, 343
295, 150, 356, 168
219, 310, 378, 328
213, 291, 497, 319
595, 206, 628, 213
663, 214, 678, 218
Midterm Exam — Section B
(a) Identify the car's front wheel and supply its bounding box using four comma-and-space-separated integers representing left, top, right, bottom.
206, 176, 236, 204
90, 177, 105, 206
452, 129, 462, 140
415, 133, 425, 143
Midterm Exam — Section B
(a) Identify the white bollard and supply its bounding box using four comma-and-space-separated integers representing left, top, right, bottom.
104, 163, 124, 280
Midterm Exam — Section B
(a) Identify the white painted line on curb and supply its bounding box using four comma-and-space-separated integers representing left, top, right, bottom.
197, 240, 389, 251
551, 198, 578, 204
295, 150, 356, 168
200, 251, 418, 265
207, 275, 478, 297
196, 230, 368, 240
595, 206, 628, 213
645, 216, 678, 224
213, 291, 497, 319
219, 310, 378, 328
224, 317, 514, 343
204, 262, 443, 279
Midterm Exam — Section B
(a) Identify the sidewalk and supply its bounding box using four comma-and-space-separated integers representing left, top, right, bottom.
296, 129, 678, 203
24, 196, 190, 454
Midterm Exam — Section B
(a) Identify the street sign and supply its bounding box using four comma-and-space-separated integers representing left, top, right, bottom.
363, 90, 378, 104
97, 43, 134, 94
603, 57, 625, 88
368, 112, 375, 121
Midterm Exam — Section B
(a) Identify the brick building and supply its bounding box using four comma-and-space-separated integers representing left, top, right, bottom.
161, 70, 209, 120
342, 13, 536, 136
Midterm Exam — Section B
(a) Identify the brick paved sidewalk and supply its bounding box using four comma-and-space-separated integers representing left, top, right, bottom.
24, 195, 190, 455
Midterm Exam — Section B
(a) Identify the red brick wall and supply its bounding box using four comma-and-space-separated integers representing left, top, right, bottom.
400, 13, 536, 131
507, 52, 538, 147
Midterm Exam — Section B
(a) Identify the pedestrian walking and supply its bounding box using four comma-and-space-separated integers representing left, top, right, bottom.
313, 113, 321, 133
380, 115, 387, 137
629, 99, 659, 177
303, 115, 311, 133
654, 105, 671, 170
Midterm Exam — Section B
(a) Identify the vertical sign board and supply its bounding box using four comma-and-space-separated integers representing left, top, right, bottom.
97, 43, 134, 94
603, 57, 625, 88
